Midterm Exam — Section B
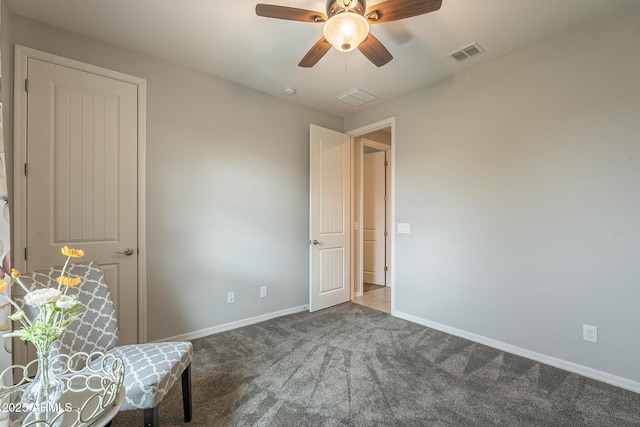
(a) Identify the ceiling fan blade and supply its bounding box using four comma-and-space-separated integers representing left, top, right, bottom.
256, 4, 327, 23
299, 37, 332, 67
366, 0, 442, 24
357, 33, 393, 67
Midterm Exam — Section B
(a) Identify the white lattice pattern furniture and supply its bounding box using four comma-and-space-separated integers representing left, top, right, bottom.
14, 261, 193, 427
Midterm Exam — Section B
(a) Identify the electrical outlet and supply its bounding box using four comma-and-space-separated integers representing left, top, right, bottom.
583, 324, 597, 343
260, 286, 267, 298
227, 291, 235, 304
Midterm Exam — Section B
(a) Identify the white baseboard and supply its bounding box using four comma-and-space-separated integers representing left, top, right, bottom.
394, 310, 640, 394
157, 305, 308, 342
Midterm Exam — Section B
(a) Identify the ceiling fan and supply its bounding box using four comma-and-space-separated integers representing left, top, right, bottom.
256, 0, 442, 67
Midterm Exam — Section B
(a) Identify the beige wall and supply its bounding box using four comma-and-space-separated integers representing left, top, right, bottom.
5, 0, 640, 390
6, 13, 343, 341
346, 4, 640, 386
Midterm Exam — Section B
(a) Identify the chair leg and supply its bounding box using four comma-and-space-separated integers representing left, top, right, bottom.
182, 363, 193, 422
144, 406, 159, 427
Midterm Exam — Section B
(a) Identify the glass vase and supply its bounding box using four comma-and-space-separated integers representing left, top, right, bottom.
21, 348, 65, 421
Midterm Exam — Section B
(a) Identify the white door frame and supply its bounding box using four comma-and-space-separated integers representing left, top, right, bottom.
13, 45, 148, 342
347, 117, 396, 315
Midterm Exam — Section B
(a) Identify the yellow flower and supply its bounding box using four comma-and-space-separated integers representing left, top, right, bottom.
61, 246, 85, 258
0, 280, 6, 293
56, 276, 82, 287
10, 268, 21, 278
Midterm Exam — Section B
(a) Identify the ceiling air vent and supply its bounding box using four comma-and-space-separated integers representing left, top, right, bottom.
449, 42, 484, 62
337, 88, 377, 107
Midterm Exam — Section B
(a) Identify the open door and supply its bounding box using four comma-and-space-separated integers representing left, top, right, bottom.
363, 150, 386, 286
309, 124, 351, 312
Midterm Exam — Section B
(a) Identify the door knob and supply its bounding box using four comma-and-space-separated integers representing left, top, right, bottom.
311, 240, 322, 245
115, 248, 135, 256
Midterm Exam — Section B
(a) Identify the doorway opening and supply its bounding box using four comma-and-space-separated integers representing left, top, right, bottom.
308, 119, 394, 314
349, 120, 394, 314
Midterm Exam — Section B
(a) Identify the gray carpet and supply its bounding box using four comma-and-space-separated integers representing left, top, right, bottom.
111, 303, 640, 426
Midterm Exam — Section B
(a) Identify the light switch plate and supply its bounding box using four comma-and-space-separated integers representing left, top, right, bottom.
397, 223, 411, 234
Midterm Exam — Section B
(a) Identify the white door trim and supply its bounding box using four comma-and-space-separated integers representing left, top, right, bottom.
13, 45, 148, 342
347, 118, 396, 315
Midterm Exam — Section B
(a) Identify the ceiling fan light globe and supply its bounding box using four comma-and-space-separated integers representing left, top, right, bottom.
323, 13, 369, 53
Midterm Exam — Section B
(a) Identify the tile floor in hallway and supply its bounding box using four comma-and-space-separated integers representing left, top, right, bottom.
352, 283, 391, 313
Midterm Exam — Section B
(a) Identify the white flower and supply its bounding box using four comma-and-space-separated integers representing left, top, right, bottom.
9, 310, 25, 321
24, 288, 62, 307
56, 295, 76, 309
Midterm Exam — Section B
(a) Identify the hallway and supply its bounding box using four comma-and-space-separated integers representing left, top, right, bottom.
352, 283, 391, 313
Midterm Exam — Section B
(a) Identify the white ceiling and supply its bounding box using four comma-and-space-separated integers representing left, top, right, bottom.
7, 0, 638, 117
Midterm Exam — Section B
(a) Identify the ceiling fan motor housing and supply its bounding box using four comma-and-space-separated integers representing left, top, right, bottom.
326, 0, 366, 18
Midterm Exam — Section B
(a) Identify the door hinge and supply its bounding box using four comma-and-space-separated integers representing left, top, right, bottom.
384, 230, 388, 237
24, 163, 28, 176
384, 160, 388, 166
384, 266, 388, 272
384, 195, 388, 203
24, 247, 27, 260
24, 79, 29, 92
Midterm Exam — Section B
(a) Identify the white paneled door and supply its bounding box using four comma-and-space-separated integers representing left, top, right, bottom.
26, 58, 139, 344
309, 125, 351, 312
363, 150, 386, 286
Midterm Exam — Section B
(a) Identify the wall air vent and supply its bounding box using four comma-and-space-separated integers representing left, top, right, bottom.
337, 88, 377, 107
449, 42, 485, 62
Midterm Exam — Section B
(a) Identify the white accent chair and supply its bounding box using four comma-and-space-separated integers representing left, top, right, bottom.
15, 261, 193, 427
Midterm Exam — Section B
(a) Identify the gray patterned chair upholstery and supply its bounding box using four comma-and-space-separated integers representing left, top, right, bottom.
14, 261, 193, 427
